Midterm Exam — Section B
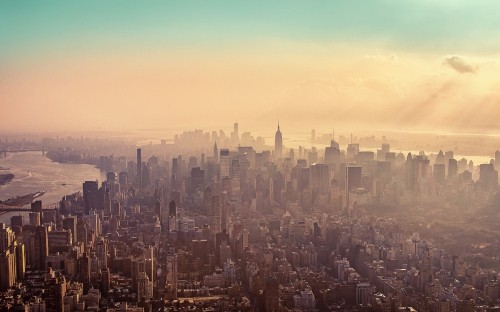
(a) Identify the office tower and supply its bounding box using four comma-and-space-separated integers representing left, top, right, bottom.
95, 238, 108, 273
448, 159, 458, 179
167, 200, 177, 233
310, 163, 330, 195
62, 215, 78, 243
79, 252, 91, 294
325, 141, 341, 165
171, 157, 178, 189
165, 248, 177, 299
0, 247, 16, 291
210, 195, 222, 235
189, 167, 205, 194
83, 181, 99, 214
168, 200, 177, 217
137, 148, 142, 189
141, 162, 150, 187
230, 159, 241, 201
214, 142, 219, 163
274, 123, 283, 161
220, 149, 230, 178
34, 225, 49, 270
15, 242, 25, 281
479, 163, 498, 191
345, 166, 362, 207
231, 122, 239, 145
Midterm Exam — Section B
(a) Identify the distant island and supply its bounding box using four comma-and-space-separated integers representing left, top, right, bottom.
0, 173, 14, 186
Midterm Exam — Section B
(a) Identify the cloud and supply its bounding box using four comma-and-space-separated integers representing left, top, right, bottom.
443, 55, 478, 73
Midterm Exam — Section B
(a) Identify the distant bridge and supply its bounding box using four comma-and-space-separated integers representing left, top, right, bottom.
0, 148, 46, 157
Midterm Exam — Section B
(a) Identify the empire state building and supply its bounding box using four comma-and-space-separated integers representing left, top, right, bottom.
274, 123, 283, 160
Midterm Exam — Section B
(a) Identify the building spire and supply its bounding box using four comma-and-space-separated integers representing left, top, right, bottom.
277, 121, 280, 131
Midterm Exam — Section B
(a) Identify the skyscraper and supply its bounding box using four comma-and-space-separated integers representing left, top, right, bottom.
274, 123, 283, 161
83, 181, 99, 214
137, 148, 142, 189
345, 166, 362, 207
214, 142, 219, 163
220, 149, 230, 179
34, 225, 49, 270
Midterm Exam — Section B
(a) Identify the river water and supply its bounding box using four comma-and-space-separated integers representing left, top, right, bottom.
0, 151, 104, 224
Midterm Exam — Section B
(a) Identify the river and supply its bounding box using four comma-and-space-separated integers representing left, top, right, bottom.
0, 151, 104, 224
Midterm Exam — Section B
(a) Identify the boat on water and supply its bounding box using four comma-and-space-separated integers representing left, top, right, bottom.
0, 191, 45, 207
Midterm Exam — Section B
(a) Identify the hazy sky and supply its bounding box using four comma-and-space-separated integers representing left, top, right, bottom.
2, 1, 500, 133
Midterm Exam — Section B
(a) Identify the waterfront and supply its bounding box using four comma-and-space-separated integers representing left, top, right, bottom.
0, 151, 104, 224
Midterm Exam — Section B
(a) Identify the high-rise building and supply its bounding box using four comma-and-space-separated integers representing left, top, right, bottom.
210, 195, 222, 235
214, 142, 219, 163
137, 148, 142, 189
62, 215, 78, 243
274, 123, 283, 161
15, 242, 25, 282
0, 247, 16, 291
310, 163, 330, 195
345, 166, 362, 207
34, 225, 49, 270
79, 252, 91, 294
479, 163, 498, 191
83, 181, 99, 214
189, 167, 205, 195
231, 122, 239, 145
220, 149, 230, 179
165, 248, 177, 300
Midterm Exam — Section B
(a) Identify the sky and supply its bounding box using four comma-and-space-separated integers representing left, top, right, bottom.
1, 0, 500, 134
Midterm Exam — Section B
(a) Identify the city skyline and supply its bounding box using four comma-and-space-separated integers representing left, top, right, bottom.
2, 1, 500, 133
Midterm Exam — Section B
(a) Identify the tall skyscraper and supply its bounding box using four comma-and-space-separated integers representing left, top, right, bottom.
231, 122, 239, 145
137, 148, 142, 189
214, 142, 219, 163
310, 163, 330, 195
274, 123, 283, 161
34, 225, 49, 270
0, 247, 16, 291
83, 181, 99, 214
220, 149, 230, 179
345, 166, 362, 207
